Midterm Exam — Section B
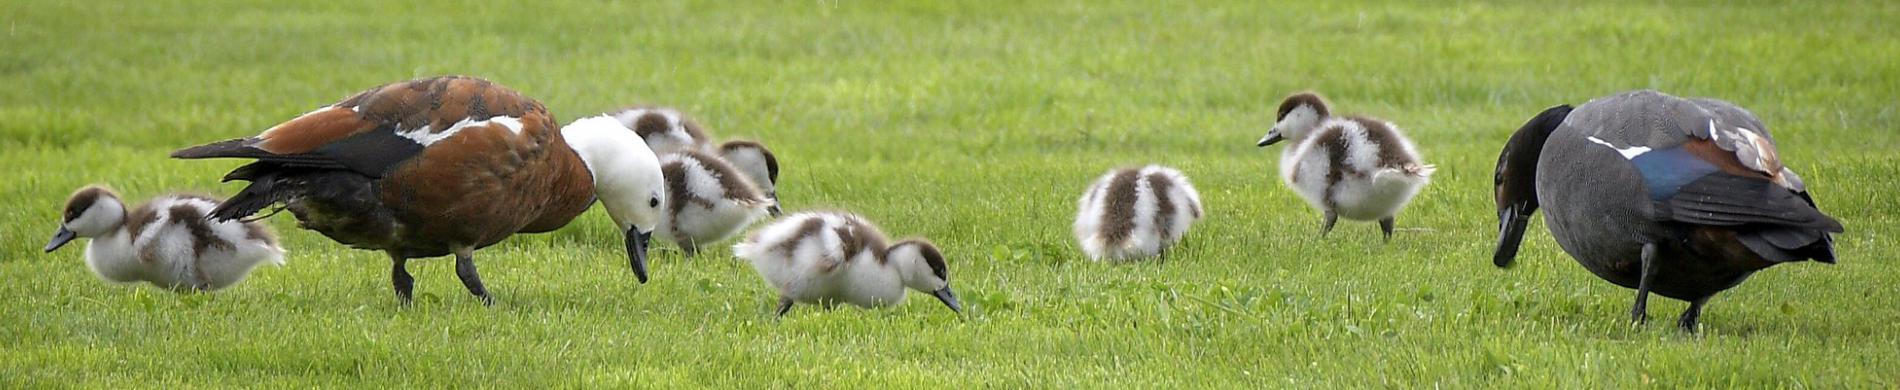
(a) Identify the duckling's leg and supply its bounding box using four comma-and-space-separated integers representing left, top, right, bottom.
390, 253, 414, 306
775, 296, 795, 317
680, 239, 700, 258
1676, 296, 1708, 333
1379, 217, 1396, 242
1630, 243, 1659, 325
452, 247, 494, 306
1319, 210, 1339, 237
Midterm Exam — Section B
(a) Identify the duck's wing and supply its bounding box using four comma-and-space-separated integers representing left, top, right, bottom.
1569, 91, 1841, 261
172, 76, 553, 179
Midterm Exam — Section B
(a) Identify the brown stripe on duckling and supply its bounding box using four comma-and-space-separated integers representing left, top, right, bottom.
624, 107, 711, 147
660, 161, 704, 241
122, 202, 163, 244
1348, 116, 1419, 168
661, 162, 705, 211
1314, 128, 1351, 210
680, 117, 711, 146
770, 216, 827, 257
633, 112, 672, 139
1099, 169, 1142, 246
663, 158, 726, 207
169, 204, 234, 257
1146, 172, 1178, 239
719, 141, 779, 184
1276, 92, 1331, 121
688, 151, 766, 202
836, 217, 889, 265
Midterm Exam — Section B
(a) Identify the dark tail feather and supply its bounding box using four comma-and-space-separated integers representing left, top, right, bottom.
209, 172, 284, 222
1737, 190, 1840, 264
1811, 233, 1837, 263
1738, 227, 1837, 264
175, 138, 349, 171
1493, 104, 1573, 268
223, 162, 273, 182
172, 138, 262, 159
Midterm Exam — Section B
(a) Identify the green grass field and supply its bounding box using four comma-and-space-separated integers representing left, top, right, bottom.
4, 0, 1897, 387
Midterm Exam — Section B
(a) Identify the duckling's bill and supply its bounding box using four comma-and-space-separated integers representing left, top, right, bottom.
1257, 131, 1285, 146
44, 227, 76, 252
932, 286, 962, 313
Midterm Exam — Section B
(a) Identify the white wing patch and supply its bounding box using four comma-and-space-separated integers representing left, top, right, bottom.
1585, 136, 1651, 160
397, 116, 523, 146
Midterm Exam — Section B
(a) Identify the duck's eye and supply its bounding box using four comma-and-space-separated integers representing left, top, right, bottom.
649, 197, 660, 208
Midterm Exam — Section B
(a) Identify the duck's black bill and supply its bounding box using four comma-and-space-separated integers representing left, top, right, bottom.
1493, 208, 1532, 268
625, 228, 652, 283
767, 204, 783, 217
44, 227, 76, 253
931, 286, 962, 313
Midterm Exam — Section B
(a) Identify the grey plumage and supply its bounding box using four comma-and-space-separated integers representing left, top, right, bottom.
1493, 90, 1842, 332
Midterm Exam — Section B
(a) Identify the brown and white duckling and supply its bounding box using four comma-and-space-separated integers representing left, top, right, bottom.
656, 150, 776, 256
1073, 165, 1204, 261
732, 212, 960, 317
609, 106, 711, 155
1256, 92, 1434, 240
44, 186, 285, 292
717, 140, 782, 216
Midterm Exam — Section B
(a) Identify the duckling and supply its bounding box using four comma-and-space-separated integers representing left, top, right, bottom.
656, 150, 776, 256
732, 212, 961, 316
717, 140, 782, 216
1256, 92, 1434, 240
44, 186, 285, 292
609, 106, 710, 155
1073, 165, 1204, 261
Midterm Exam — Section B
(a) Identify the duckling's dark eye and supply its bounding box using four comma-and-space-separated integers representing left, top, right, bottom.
649, 197, 660, 208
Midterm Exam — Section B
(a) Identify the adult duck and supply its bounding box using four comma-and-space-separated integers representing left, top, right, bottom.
172, 76, 666, 305
1493, 90, 1842, 331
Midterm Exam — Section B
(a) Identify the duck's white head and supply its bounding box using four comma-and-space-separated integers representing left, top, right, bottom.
718, 140, 781, 216
46, 186, 126, 252
611, 107, 706, 155
563, 115, 667, 283
1258, 92, 1332, 147
887, 239, 960, 313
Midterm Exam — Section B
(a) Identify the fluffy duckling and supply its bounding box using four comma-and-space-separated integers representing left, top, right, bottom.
717, 140, 782, 216
1073, 165, 1204, 261
44, 186, 285, 292
609, 106, 711, 155
733, 212, 960, 316
1256, 92, 1433, 240
656, 150, 776, 256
